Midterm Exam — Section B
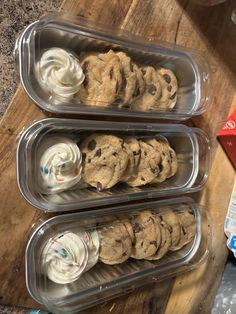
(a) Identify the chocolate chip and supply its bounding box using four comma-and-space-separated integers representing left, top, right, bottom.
141, 176, 145, 181
95, 149, 102, 157
88, 159, 91, 163
170, 92, 177, 100
114, 97, 122, 104
167, 85, 172, 92
133, 222, 143, 233
115, 239, 122, 243
151, 167, 157, 174
150, 240, 157, 248
82, 152, 86, 161
147, 84, 157, 95
88, 139, 96, 150
163, 74, 171, 83
133, 150, 140, 156
97, 182, 103, 191
110, 67, 114, 79
141, 241, 144, 247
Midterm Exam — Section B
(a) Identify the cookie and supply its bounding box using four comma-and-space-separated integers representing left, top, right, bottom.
79, 53, 122, 107
123, 136, 141, 168
99, 219, 132, 265
157, 67, 178, 109
167, 147, 178, 178
80, 134, 128, 190
119, 142, 136, 182
131, 211, 159, 259
126, 140, 161, 187
115, 51, 137, 105
131, 66, 162, 111
131, 63, 146, 101
120, 137, 141, 182
155, 68, 178, 110
145, 138, 171, 183
147, 220, 171, 260
122, 219, 135, 242
160, 210, 181, 249
171, 209, 196, 250
153, 136, 178, 179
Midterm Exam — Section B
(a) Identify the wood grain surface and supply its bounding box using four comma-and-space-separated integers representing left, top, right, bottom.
0, 0, 236, 313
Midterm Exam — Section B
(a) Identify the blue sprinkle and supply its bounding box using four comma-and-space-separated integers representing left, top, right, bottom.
44, 168, 49, 174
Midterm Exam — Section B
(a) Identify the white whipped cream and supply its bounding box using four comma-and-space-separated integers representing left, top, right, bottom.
36, 48, 84, 100
38, 136, 82, 194
42, 232, 88, 284
42, 229, 100, 284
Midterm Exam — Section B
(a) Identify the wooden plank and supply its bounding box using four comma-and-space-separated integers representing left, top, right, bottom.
0, 0, 235, 312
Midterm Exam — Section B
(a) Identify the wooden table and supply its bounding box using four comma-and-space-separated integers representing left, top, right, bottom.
0, 0, 236, 313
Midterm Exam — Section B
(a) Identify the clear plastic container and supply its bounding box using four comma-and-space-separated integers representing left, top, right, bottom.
17, 118, 211, 212
14, 13, 210, 120
25, 197, 211, 313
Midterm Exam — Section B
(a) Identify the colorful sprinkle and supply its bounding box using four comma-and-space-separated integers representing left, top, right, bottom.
44, 168, 49, 174
60, 248, 68, 258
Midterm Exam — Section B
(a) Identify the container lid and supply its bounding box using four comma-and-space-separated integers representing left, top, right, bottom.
15, 13, 210, 120
25, 197, 210, 313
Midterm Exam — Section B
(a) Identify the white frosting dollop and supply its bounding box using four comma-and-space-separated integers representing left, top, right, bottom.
42, 229, 100, 284
38, 136, 82, 194
36, 48, 84, 100
42, 232, 88, 284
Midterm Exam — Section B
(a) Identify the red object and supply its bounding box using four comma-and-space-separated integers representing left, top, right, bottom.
217, 109, 236, 170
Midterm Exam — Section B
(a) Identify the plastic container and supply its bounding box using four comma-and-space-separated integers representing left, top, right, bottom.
25, 197, 211, 313
17, 118, 211, 212
14, 13, 210, 120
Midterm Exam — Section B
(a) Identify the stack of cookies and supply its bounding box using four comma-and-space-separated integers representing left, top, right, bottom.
78, 50, 178, 111
80, 133, 178, 190
98, 208, 196, 265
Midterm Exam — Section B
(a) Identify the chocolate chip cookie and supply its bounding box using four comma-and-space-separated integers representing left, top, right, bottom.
174, 209, 196, 250
126, 140, 161, 187
115, 51, 137, 105
131, 66, 162, 111
147, 220, 171, 260
99, 219, 132, 265
131, 211, 159, 259
145, 138, 171, 183
157, 67, 178, 108
79, 52, 122, 107
80, 133, 128, 190
160, 210, 181, 249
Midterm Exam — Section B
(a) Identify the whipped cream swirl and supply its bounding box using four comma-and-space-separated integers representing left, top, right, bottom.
37, 48, 84, 100
42, 232, 88, 284
38, 136, 82, 194
42, 229, 100, 284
